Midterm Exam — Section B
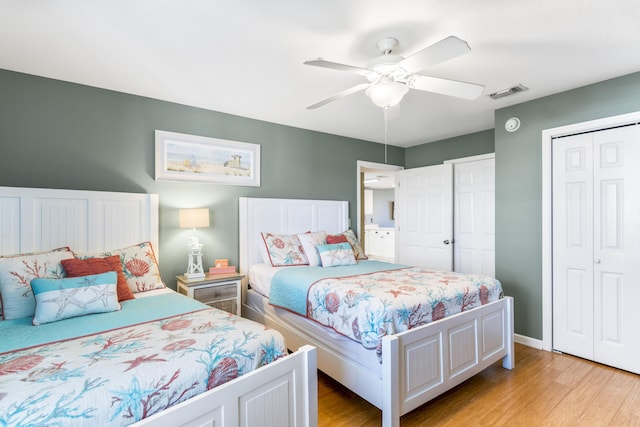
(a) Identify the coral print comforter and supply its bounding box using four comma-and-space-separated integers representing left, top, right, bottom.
269, 260, 503, 360
0, 293, 286, 427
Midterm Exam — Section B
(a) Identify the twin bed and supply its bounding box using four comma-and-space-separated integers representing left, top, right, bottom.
0, 187, 316, 427
0, 187, 514, 427
240, 197, 514, 427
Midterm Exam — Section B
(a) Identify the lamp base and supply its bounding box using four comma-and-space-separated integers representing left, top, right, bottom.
185, 241, 205, 280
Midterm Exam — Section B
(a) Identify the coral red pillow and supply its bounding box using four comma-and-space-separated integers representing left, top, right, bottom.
61, 256, 135, 302
326, 234, 349, 244
326, 230, 368, 260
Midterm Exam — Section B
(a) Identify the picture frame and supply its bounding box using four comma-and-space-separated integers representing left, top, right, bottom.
155, 130, 261, 186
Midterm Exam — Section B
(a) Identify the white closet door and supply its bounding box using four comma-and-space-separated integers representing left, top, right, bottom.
552, 133, 595, 360
592, 126, 640, 373
453, 158, 495, 276
395, 164, 453, 270
553, 125, 640, 374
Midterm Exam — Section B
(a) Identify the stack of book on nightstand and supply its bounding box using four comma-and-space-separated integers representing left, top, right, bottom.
209, 258, 236, 275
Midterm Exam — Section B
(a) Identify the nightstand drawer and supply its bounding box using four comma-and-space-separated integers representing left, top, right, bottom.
176, 273, 243, 316
193, 283, 237, 302
209, 299, 237, 314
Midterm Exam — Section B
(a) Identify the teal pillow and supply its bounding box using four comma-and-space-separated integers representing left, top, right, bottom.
30, 271, 120, 325
316, 242, 357, 267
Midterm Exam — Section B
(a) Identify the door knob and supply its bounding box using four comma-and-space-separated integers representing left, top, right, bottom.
594, 259, 601, 264
443, 240, 450, 245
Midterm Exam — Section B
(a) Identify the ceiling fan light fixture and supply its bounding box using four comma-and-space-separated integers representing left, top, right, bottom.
366, 81, 409, 108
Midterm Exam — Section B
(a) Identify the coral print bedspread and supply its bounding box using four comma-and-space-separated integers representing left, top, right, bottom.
0, 295, 286, 427
269, 260, 503, 360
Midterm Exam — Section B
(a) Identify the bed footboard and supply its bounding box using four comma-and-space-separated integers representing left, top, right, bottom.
382, 296, 514, 427
135, 345, 318, 427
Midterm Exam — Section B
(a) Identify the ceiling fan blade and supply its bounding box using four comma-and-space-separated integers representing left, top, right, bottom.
408, 75, 484, 100
400, 36, 471, 73
306, 83, 372, 109
304, 59, 373, 77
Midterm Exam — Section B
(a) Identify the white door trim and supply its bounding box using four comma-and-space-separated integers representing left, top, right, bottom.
444, 153, 495, 164
541, 110, 640, 351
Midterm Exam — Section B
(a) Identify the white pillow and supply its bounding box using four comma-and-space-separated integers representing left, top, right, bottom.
297, 231, 327, 267
260, 233, 308, 266
0, 248, 74, 320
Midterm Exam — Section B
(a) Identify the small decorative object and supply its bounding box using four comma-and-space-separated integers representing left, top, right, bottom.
209, 266, 237, 275
179, 208, 210, 279
155, 130, 261, 186
215, 258, 229, 268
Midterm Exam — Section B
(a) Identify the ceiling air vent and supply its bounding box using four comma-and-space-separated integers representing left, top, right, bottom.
488, 84, 529, 100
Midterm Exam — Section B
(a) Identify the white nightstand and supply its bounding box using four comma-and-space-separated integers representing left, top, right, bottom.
176, 273, 243, 315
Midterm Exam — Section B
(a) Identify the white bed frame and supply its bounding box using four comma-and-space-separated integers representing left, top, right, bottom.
239, 197, 515, 427
0, 187, 318, 427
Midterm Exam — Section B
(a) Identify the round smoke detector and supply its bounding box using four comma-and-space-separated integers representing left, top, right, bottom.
505, 117, 521, 132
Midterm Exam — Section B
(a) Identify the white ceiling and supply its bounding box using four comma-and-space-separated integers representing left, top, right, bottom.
1, 0, 639, 148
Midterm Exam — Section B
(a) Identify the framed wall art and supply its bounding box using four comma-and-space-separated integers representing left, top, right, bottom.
155, 130, 261, 186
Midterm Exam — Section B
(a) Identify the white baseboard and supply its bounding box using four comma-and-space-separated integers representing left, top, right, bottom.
514, 333, 544, 350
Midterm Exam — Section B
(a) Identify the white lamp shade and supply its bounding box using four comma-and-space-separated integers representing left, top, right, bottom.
179, 208, 210, 228
366, 81, 409, 108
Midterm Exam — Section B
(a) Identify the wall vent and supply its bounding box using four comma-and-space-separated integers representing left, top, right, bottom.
488, 84, 529, 100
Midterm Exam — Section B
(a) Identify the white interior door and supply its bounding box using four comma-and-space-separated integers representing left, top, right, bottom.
395, 164, 453, 270
452, 158, 495, 276
553, 124, 640, 374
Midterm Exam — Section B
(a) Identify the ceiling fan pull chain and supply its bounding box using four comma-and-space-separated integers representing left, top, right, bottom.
384, 107, 389, 164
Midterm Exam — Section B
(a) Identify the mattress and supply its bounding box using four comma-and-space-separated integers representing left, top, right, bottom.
251, 260, 503, 360
248, 262, 282, 297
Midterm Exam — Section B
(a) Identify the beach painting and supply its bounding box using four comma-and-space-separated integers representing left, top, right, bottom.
155, 130, 260, 186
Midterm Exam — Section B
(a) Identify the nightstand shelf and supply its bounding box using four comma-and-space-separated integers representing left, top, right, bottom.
176, 273, 243, 315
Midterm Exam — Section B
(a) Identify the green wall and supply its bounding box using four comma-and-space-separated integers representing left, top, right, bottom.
3, 66, 639, 341
0, 69, 403, 288
404, 128, 494, 167
494, 71, 640, 340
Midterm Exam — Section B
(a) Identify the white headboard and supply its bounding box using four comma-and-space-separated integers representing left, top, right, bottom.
238, 197, 349, 278
0, 186, 159, 256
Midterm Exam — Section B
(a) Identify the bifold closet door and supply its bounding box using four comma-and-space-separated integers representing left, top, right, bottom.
553, 124, 640, 374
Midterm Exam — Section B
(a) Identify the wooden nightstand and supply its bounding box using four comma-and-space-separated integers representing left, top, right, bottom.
176, 273, 243, 315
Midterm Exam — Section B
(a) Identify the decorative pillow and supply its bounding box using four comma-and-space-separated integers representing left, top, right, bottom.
79, 242, 165, 293
326, 234, 348, 244
317, 243, 357, 267
297, 231, 327, 267
31, 271, 120, 325
327, 230, 368, 260
0, 248, 75, 320
61, 256, 135, 302
260, 233, 308, 266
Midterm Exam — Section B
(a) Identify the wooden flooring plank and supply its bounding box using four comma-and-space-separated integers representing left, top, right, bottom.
317, 344, 640, 426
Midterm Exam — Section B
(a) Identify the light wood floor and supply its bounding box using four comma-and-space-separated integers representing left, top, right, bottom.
317, 343, 640, 426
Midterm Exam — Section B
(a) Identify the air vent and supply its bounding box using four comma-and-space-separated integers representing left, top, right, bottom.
488, 84, 529, 100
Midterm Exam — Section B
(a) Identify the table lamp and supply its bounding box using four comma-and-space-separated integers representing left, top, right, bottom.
179, 208, 210, 279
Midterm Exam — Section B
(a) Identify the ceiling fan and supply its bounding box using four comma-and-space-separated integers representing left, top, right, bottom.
304, 36, 484, 110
